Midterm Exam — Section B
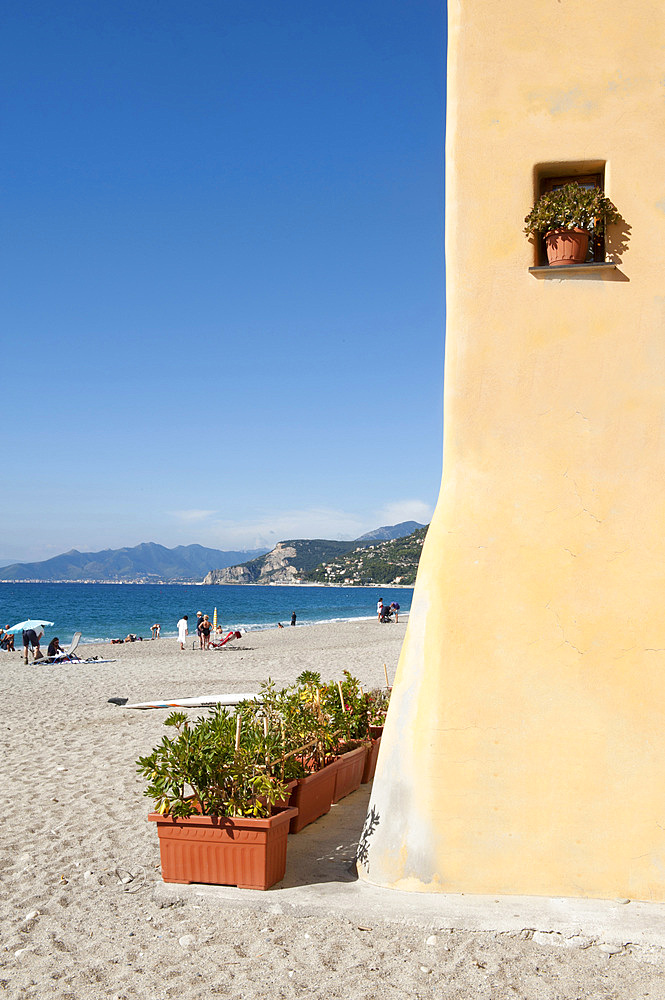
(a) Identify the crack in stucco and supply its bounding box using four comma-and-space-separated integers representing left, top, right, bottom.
547, 602, 584, 655
564, 472, 603, 524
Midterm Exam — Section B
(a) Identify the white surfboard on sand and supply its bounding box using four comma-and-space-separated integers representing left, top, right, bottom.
123, 693, 260, 710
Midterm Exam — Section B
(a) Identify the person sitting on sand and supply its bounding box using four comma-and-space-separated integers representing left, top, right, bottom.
0, 628, 15, 651
47, 637, 65, 659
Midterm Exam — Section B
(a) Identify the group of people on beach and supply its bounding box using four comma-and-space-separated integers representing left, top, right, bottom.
377, 597, 400, 623
1, 625, 69, 663
176, 611, 221, 650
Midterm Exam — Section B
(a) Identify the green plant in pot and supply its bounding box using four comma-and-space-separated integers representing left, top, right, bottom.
366, 686, 391, 733
137, 707, 288, 818
137, 707, 296, 890
278, 671, 348, 833
524, 182, 620, 266
320, 670, 371, 747
284, 670, 339, 773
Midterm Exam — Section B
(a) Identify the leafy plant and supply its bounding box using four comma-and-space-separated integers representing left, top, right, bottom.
320, 670, 372, 741
366, 686, 391, 727
136, 707, 287, 819
523, 183, 620, 237
236, 681, 308, 783
284, 671, 339, 773
137, 670, 389, 820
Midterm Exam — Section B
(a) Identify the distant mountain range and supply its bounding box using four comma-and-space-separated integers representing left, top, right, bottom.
355, 520, 424, 542
202, 522, 425, 586
0, 542, 270, 583
0, 522, 426, 584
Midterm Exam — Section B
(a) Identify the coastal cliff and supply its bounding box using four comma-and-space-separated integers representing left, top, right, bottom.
202, 525, 428, 586
202, 539, 361, 585
203, 543, 300, 585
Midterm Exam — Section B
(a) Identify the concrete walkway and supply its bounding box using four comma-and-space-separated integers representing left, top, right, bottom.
153, 784, 665, 951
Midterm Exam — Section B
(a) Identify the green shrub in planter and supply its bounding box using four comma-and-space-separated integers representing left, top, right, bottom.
136, 707, 287, 819
524, 182, 620, 238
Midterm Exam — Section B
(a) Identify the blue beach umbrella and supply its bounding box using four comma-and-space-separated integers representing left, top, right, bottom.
6, 619, 54, 633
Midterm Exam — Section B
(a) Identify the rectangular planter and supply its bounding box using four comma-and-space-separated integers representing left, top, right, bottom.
148, 806, 297, 890
361, 737, 381, 784
288, 759, 339, 833
332, 746, 367, 803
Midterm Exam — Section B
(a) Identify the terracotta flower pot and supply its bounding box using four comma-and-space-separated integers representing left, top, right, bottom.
361, 737, 381, 784
288, 759, 340, 833
544, 227, 589, 266
148, 806, 297, 889
332, 746, 367, 803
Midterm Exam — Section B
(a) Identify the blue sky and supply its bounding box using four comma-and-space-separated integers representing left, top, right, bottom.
1, 0, 446, 563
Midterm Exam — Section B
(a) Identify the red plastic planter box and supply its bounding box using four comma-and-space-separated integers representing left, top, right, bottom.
361, 737, 381, 784
288, 759, 339, 833
332, 746, 367, 803
149, 806, 297, 890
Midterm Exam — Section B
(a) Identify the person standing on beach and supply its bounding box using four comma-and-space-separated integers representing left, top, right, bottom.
195, 611, 204, 648
377, 598, 383, 622
177, 615, 188, 651
22, 627, 44, 663
199, 614, 211, 649
291, 611, 297, 627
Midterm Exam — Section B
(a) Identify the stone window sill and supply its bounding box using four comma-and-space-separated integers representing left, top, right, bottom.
529, 262, 618, 277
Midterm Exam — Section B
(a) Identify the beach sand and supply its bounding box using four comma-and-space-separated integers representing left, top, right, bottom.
1, 620, 663, 998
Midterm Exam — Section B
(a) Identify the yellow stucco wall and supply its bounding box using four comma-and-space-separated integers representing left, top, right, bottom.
359, 0, 665, 900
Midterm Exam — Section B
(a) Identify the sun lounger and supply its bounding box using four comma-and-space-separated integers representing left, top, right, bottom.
209, 630, 242, 649
41, 632, 83, 664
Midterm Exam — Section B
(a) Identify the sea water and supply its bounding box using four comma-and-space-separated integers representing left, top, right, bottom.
0, 582, 412, 644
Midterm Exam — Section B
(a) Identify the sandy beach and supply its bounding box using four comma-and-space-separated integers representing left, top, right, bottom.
2, 619, 664, 998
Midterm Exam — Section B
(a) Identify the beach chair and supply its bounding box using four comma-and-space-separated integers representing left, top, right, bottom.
209, 630, 242, 649
42, 632, 83, 664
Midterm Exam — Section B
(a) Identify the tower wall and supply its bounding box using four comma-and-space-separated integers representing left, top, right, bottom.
359, 0, 665, 899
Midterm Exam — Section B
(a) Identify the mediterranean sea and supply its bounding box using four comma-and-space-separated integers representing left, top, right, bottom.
0, 582, 413, 644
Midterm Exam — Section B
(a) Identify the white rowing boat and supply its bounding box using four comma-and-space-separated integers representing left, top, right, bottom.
123, 693, 260, 710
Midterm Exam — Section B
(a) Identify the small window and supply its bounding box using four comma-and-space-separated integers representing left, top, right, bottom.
533, 164, 607, 267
